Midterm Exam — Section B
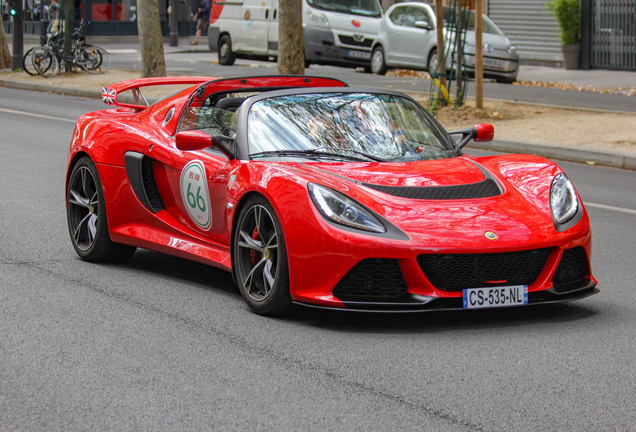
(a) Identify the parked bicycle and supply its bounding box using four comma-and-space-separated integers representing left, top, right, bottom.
24, 21, 111, 78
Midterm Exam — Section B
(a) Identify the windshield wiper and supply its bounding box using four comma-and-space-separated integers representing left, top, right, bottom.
250, 148, 385, 162
250, 147, 386, 162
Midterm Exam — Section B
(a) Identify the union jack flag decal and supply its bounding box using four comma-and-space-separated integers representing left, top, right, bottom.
102, 87, 116, 105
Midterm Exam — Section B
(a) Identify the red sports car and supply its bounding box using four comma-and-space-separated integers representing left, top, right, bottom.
66, 75, 598, 315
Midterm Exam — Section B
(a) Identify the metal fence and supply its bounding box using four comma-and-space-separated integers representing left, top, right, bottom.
591, 0, 636, 70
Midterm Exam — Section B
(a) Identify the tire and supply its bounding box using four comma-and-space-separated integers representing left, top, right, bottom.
79, 46, 111, 74
22, 47, 38, 76
370, 46, 388, 75
427, 49, 439, 76
32, 46, 59, 78
496, 77, 515, 84
66, 157, 136, 262
232, 195, 291, 315
218, 35, 237, 66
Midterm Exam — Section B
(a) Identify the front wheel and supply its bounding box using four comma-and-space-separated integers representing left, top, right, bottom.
427, 49, 439, 76
66, 157, 136, 262
32, 46, 59, 78
218, 35, 237, 66
370, 46, 388, 75
233, 196, 291, 315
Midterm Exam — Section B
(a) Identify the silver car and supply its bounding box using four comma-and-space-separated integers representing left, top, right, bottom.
370, 2, 519, 83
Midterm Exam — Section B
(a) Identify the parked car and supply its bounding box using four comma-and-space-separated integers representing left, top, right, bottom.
370, 2, 519, 83
66, 75, 597, 315
208, 0, 383, 70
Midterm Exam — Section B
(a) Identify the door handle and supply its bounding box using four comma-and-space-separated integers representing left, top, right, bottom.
273, 9, 277, 19
265, 10, 268, 19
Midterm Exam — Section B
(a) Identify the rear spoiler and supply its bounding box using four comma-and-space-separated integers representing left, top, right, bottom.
101, 77, 214, 110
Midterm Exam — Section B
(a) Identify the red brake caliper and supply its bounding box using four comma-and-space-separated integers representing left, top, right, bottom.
250, 227, 260, 265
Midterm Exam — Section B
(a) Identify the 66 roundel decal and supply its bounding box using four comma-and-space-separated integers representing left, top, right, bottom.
180, 160, 212, 231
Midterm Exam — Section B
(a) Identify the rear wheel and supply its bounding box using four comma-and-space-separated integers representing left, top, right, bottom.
233, 195, 291, 315
218, 35, 237, 66
66, 157, 136, 262
370, 46, 388, 75
79, 46, 111, 74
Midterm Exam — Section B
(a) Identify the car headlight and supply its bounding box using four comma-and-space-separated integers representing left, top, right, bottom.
305, 7, 330, 27
508, 45, 517, 54
308, 183, 386, 233
550, 173, 579, 225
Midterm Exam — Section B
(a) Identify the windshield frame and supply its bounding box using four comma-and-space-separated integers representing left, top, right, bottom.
231, 88, 461, 162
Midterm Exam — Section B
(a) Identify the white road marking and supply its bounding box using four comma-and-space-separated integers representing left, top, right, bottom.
0, 107, 77, 123
586, 202, 636, 216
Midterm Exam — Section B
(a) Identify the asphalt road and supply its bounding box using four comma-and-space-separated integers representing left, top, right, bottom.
2, 87, 636, 431
101, 47, 636, 113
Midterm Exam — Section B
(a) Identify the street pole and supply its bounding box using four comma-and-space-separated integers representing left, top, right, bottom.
11, 0, 23, 71
475, 0, 484, 109
169, 0, 178, 46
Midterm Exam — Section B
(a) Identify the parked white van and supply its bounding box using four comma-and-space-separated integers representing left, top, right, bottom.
208, 0, 383, 70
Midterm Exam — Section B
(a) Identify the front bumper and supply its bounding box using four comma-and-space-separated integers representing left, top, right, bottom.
304, 27, 373, 68
295, 283, 599, 313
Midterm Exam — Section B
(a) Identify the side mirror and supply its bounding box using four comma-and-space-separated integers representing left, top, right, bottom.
175, 130, 236, 160
175, 130, 212, 151
448, 123, 494, 149
415, 21, 433, 30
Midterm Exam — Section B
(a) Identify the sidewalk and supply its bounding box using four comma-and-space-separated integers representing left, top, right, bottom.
2, 36, 636, 170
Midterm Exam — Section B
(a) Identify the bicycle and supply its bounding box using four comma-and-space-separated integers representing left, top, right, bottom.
29, 21, 111, 78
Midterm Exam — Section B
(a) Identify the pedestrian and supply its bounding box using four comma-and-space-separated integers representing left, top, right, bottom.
46, 0, 61, 35
190, 0, 211, 45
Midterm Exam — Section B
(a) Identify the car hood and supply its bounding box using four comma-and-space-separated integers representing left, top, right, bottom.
302, 157, 486, 187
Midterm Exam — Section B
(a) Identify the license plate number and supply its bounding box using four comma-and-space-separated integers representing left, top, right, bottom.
348, 50, 370, 59
463, 285, 528, 309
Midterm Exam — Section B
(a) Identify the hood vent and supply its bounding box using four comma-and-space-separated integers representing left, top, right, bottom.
361, 176, 501, 200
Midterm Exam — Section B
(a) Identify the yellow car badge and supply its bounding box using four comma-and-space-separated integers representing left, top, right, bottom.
485, 231, 498, 241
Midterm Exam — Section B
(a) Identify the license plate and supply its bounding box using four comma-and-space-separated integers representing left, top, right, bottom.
484, 57, 502, 68
348, 50, 371, 59
463, 285, 528, 309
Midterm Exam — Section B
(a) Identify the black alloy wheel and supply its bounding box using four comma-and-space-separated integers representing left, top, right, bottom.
66, 157, 136, 262
233, 195, 291, 315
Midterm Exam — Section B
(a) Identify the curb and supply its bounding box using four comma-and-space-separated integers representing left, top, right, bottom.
468, 139, 636, 171
2, 77, 635, 171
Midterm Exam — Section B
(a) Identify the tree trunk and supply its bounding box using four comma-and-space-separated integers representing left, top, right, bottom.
137, 0, 167, 77
63, 0, 74, 72
277, 0, 304, 75
0, 19, 11, 69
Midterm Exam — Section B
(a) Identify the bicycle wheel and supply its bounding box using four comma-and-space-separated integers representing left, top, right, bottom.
78, 46, 111, 74
22, 47, 39, 76
32, 46, 60, 78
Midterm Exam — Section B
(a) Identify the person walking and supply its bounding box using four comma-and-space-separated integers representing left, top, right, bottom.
190, 0, 211, 45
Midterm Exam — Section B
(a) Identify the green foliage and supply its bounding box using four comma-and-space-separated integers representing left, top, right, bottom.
544, 0, 581, 45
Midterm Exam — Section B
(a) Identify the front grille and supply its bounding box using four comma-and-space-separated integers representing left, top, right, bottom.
333, 259, 408, 298
552, 247, 590, 293
417, 248, 552, 292
142, 157, 164, 211
338, 35, 373, 48
361, 177, 501, 200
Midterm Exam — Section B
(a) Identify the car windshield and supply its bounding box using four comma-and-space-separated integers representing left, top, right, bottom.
247, 93, 459, 162
443, 7, 503, 35
307, 0, 382, 18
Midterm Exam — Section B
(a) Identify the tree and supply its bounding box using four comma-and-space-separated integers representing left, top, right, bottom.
0, 19, 11, 69
277, 0, 304, 75
137, 0, 167, 77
